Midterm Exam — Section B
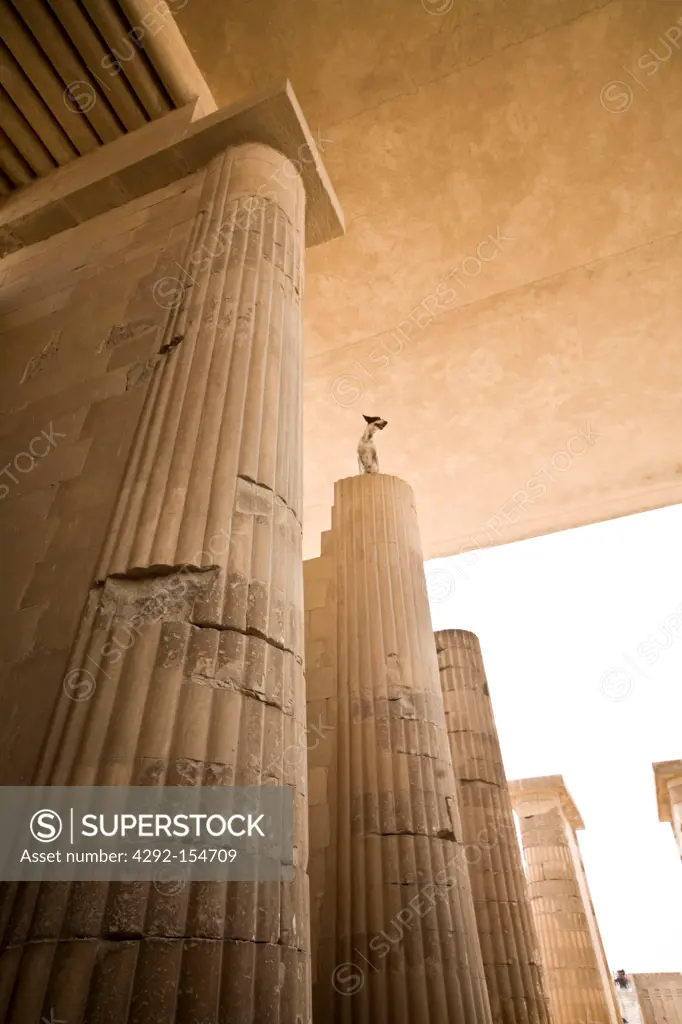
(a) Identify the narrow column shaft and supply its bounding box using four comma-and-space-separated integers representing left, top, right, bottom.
653, 761, 682, 862
0, 143, 310, 1023
307, 474, 492, 1024
436, 629, 553, 1024
510, 782, 619, 1024
667, 779, 682, 858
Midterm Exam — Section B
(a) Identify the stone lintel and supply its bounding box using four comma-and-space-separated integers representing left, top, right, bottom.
508, 774, 585, 831
652, 759, 682, 823
0, 81, 344, 256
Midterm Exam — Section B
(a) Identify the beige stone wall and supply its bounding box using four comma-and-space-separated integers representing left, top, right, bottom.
0, 173, 202, 785
634, 973, 682, 1024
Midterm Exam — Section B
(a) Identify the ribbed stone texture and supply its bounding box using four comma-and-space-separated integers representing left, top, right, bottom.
633, 972, 682, 1024
435, 629, 553, 1024
0, 142, 310, 1023
509, 777, 620, 1024
653, 760, 682, 862
306, 474, 492, 1024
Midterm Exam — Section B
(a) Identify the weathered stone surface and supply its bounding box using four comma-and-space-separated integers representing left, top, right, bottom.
305, 473, 492, 1023
509, 776, 621, 1024
632, 972, 682, 1024
436, 629, 554, 1024
0, 176, 202, 790
0, 142, 311, 1023
653, 760, 682, 861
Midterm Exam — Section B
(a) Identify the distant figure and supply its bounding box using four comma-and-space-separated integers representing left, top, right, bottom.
615, 970, 629, 990
357, 415, 387, 474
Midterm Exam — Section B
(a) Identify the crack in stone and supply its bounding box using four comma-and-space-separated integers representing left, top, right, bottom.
365, 830, 458, 841
394, 749, 442, 761
238, 687, 286, 710
7, 935, 308, 952
236, 473, 301, 526
436, 828, 456, 841
90, 576, 303, 667
460, 777, 503, 788
107, 563, 219, 581
159, 332, 185, 354
189, 618, 300, 664
187, 672, 291, 713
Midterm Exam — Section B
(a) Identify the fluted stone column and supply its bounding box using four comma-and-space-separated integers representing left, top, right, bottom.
509, 777, 620, 1024
305, 474, 492, 1024
653, 760, 682, 860
436, 630, 553, 1024
0, 142, 312, 1022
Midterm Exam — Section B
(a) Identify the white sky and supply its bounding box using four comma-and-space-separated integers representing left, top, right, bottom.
426, 502, 682, 973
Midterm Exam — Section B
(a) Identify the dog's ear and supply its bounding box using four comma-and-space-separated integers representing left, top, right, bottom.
363, 414, 380, 424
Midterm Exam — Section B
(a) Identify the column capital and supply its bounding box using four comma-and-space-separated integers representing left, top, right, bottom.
434, 628, 481, 653
334, 472, 413, 493
653, 759, 682, 822
508, 774, 585, 831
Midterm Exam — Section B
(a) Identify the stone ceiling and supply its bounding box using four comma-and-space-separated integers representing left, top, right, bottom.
11, 0, 682, 559
0, 0, 178, 193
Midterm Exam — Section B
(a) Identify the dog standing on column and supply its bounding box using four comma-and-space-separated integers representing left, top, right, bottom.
357, 414, 388, 474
